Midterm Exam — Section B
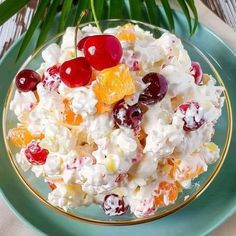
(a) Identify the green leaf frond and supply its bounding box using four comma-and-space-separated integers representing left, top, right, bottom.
0, 0, 198, 60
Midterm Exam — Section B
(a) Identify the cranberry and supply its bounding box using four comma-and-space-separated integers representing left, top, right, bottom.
48, 182, 57, 190
15, 69, 40, 92
83, 35, 122, 70
77, 36, 90, 50
60, 57, 92, 88
102, 194, 129, 216
113, 100, 142, 133
177, 101, 205, 131
139, 72, 168, 105
190, 61, 203, 84
132, 61, 141, 71
42, 65, 61, 91
25, 141, 48, 165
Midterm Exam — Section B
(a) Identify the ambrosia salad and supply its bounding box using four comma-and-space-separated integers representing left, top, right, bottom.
8, 23, 224, 218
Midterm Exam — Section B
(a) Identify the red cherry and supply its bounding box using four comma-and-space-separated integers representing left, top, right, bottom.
113, 100, 142, 133
139, 72, 168, 105
177, 101, 205, 131
77, 36, 90, 50
190, 61, 203, 84
42, 65, 61, 91
103, 194, 129, 216
25, 141, 48, 165
15, 69, 40, 92
60, 57, 92, 88
83, 35, 122, 70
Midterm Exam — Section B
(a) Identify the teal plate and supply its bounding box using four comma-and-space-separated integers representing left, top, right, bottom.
0, 12, 236, 236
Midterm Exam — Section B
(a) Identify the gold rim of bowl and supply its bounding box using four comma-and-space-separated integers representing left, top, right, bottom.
2, 19, 233, 226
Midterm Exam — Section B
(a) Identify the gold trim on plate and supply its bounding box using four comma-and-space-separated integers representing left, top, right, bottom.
2, 20, 233, 226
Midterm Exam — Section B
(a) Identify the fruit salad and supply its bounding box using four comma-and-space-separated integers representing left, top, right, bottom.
8, 23, 224, 218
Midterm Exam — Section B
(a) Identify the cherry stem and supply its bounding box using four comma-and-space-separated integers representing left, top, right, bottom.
75, 9, 89, 57
90, 0, 101, 33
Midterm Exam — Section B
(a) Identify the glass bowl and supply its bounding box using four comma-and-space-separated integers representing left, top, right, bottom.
2, 19, 233, 225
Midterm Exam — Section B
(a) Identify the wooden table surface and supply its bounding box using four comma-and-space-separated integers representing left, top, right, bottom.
0, 1, 235, 236
0, 0, 38, 58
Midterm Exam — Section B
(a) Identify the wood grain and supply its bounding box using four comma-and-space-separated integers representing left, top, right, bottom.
202, 0, 236, 31
0, 0, 38, 58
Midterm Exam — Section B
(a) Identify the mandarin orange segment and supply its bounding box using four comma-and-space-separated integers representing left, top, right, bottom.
168, 159, 181, 179
158, 158, 176, 177
116, 23, 136, 43
181, 165, 204, 181
63, 100, 82, 126
8, 127, 44, 148
96, 101, 113, 114
93, 72, 124, 104
154, 194, 164, 206
94, 64, 136, 105
166, 158, 204, 182
120, 65, 136, 96
154, 181, 178, 206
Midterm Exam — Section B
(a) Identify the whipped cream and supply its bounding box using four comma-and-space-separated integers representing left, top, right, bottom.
28, 83, 64, 127
82, 113, 114, 142
58, 82, 98, 118
9, 23, 224, 218
42, 43, 61, 66
48, 183, 92, 211
16, 149, 31, 171
10, 90, 37, 122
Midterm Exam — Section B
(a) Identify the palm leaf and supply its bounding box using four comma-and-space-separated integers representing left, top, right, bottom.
186, 0, 198, 34
128, 0, 143, 21
94, 0, 105, 20
59, 0, 73, 33
160, 0, 175, 31
73, 0, 91, 25
16, 0, 50, 60
177, 0, 192, 34
109, 0, 123, 19
144, 0, 160, 26
0, 0, 30, 26
101, 0, 109, 20
36, 0, 61, 48
0, 0, 199, 59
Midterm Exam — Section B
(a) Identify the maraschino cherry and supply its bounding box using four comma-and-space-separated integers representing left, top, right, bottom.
15, 69, 40, 92
190, 61, 203, 85
103, 194, 129, 216
113, 100, 142, 133
77, 36, 90, 50
25, 141, 48, 165
42, 65, 61, 91
60, 57, 92, 88
83, 35, 122, 70
139, 72, 168, 105
177, 101, 205, 131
